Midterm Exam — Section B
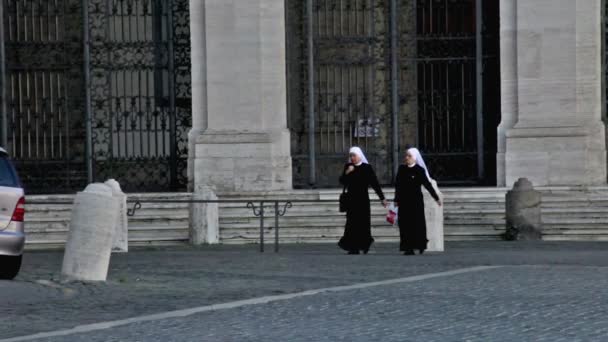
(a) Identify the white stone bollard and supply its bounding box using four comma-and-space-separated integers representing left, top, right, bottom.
105, 179, 128, 252
423, 179, 444, 252
61, 183, 119, 282
189, 185, 220, 245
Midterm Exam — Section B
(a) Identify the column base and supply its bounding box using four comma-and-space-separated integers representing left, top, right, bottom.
505, 125, 607, 187
192, 129, 293, 192
496, 152, 507, 187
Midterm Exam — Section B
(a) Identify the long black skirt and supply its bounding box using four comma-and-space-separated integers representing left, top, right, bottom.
338, 199, 374, 252
398, 199, 428, 251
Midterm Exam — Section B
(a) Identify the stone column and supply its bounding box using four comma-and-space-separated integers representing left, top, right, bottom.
496, 0, 518, 187
187, 0, 207, 191
189, 0, 293, 192
504, 0, 607, 186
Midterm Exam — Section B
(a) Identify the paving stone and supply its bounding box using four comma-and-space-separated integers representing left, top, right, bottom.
2, 241, 608, 340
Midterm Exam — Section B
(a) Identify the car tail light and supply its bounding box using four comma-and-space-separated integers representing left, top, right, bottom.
12, 197, 25, 222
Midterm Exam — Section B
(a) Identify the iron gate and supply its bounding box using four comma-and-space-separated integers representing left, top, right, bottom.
287, 0, 500, 187
0, 0, 191, 193
0, 0, 87, 193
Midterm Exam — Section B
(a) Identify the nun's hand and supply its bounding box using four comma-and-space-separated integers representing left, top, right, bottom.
382, 199, 389, 208
436, 198, 443, 207
345, 165, 355, 174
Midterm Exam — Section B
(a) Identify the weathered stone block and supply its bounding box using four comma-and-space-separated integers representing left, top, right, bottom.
105, 179, 128, 253
190, 185, 219, 245
504, 178, 542, 241
62, 183, 119, 282
423, 180, 444, 252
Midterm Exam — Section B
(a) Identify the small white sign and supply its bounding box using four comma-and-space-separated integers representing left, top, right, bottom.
354, 118, 380, 138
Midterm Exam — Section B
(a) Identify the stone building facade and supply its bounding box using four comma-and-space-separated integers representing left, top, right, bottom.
190, 0, 504, 192
0, 0, 605, 194
190, 0, 605, 193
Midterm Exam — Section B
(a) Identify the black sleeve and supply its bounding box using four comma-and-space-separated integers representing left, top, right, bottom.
394, 166, 402, 203
367, 165, 385, 201
419, 167, 440, 201
339, 163, 351, 186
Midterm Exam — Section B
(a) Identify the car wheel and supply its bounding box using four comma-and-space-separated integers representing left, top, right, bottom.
0, 255, 22, 280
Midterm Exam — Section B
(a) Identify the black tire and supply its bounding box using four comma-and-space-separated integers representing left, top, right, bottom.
0, 255, 22, 280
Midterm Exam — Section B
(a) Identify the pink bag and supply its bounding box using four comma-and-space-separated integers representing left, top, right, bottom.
386, 204, 398, 226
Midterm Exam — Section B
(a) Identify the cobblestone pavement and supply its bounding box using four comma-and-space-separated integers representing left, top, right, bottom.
2, 241, 608, 341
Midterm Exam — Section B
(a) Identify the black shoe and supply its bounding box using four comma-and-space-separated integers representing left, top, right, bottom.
403, 250, 415, 255
348, 251, 360, 255
363, 248, 369, 255
418, 249, 425, 255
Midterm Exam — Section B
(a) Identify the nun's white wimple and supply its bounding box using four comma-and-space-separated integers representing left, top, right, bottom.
348, 146, 369, 166
407, 147, 431, 181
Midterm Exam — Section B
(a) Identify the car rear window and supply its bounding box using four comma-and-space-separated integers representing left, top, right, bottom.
0, 157, 20, 187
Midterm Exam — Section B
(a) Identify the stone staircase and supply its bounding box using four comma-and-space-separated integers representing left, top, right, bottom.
22, 187, 608, 249
217, 188, 507, 244
25, 193, 191, 249
540, 187, 608, 241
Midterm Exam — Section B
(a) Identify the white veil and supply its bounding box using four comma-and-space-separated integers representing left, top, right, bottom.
349, 146, 369, 165
407, 147, 431, 181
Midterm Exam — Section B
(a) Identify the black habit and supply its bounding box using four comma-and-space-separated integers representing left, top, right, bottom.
338, 163, 385, 253
394, 164, 440, 251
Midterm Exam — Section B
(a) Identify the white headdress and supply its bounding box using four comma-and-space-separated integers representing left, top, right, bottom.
348, 146, 369, 166
407, 147, 431, 181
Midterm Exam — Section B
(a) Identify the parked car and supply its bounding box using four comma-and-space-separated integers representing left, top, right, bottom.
0, 147, 25, 280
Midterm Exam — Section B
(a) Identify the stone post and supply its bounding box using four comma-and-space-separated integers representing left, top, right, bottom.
62, 183, 119, 282
190, 185, 219, 245
105, 179, 128, 253
504, 178, 542, 241
503, 0, 607, 186
423, 180, 444, 252
189, 0, 293, 192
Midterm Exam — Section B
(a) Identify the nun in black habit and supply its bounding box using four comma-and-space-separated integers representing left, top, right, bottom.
394, 148, 442, 255
338, 147, 388, 255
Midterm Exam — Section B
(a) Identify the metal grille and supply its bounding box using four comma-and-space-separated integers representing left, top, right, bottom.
288, 0, 499, 187
0, 0, 191, 193
288, 0, 391, 186
86, 0, 191, 192
415, 0, 479, 182
0, 0, 87, 192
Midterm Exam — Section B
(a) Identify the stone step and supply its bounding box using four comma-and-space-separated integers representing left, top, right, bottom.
220, 234, 502, 244
219, 226, 499, 239
218, 205, 504, 217
25, 226, 189, 245
542, 207, 608, 213
543, 228, 608, 235
25, 216, 190, 228
219, 206, 505, 217
24, 211, 190, 222
22, 188, 608, 247
542, 218, 608, 225
543, 235, 608, 242
220, 219, 502, 230
220, 229, 498, 240
542, 225, 608, 233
